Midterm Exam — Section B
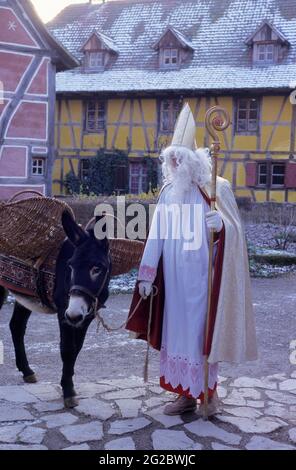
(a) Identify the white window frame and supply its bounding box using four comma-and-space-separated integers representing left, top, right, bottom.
87, 51, 104, 68
162, 48, 179, 68
129, 163, 148, 194
32, 158, 45, 176
257, 163, 267, 186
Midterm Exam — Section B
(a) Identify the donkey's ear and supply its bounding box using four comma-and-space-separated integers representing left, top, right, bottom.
62, 210, 88, 247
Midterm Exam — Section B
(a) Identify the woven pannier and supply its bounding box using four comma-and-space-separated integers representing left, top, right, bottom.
108, 238, 144, 277
0, 192, 74, 265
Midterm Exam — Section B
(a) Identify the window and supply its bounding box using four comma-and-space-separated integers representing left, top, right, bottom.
236, 98, 259, 133
160, 99, 181, 132
258, 163, 267, 186
130, 163, 147, 194
162, 48, 179, 67
271, 164, 285, 186
256, 162, 286, 187
256, 44, 275, 63
80, 159, 90, 181
85, 100, 106, 132
88, 51, 104, 68
32, 158, 45, 176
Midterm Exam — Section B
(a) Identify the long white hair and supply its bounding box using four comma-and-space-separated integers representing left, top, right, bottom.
160, 145, 212, 196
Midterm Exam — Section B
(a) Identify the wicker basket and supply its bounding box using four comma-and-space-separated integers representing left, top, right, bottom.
109, 238, 144, 276
0, 192, 74, 264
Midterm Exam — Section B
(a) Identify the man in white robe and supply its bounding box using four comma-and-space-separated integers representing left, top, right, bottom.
127, 103, 257, 416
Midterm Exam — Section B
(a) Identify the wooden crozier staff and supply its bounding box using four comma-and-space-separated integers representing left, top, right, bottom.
203, 106, 230, 420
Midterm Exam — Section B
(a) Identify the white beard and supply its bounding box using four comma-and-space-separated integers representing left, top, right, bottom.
170, 161, 194, 201
161, 146, 212, 202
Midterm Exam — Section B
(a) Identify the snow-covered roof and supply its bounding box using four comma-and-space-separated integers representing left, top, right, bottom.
80, 31, 119, 54
152, 25, 194, 51
48, 0, 296, 93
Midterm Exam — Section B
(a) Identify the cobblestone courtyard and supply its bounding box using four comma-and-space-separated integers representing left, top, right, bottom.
0, 275, 295, 450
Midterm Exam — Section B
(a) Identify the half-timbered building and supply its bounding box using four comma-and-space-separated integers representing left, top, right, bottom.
49, 0, 296, 202
0, 0, 77, 199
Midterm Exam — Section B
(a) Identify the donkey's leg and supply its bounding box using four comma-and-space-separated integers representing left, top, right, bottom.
9, 302, 37, 383
59, 316, 93, 408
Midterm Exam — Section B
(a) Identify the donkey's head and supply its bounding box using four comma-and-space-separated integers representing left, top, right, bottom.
61, 211, 111, 327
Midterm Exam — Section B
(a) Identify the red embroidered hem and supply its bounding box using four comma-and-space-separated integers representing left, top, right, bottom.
160, 376, 217, 403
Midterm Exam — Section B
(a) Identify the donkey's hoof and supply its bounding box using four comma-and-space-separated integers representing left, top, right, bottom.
64, 396, 79, 408
23, 374, 37, 384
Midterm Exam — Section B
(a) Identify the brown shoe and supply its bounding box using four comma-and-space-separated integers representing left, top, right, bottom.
164, 396, 197, 416
198, 390, 220, 417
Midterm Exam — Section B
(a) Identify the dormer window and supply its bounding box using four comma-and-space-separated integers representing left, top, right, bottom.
163, 48, 178, 67
153, 26, 194, 70
80, 31, 118, 72
245, 21, 290, 66
88, 51, 104, 68
256, 43, 275, 63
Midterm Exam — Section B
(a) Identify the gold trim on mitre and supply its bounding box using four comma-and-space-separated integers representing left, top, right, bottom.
171, 103, 197, 151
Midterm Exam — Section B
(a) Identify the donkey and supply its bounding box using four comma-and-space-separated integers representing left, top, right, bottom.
0, 211, 111, 408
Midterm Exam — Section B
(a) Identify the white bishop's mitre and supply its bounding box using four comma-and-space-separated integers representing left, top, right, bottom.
171, 103, 197, 151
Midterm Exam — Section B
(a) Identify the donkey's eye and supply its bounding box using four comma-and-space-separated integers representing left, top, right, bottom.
91, 267, 101, 276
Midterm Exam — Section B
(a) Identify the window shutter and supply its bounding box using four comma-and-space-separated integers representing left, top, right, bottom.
284, 161, 296, 188
245, 162, 257, 186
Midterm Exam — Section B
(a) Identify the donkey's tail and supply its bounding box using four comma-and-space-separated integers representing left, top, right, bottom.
0, 286, 7, 310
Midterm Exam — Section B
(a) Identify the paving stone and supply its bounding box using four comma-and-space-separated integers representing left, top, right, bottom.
60, 422, 103, 443
0, 424, 25, 443
75, 383, 115, 397
33, 401, 64, 413
246, 436, 295, 450
152, 430, 202, 450
264, 373, 287, 382
18, 426, 46, 445
218, 376, 228, 384
144, 406, 183, 428
76, 398, 114, 420
102, 388, 146, 400
42, 412, 78, 429
63, 444, 90, 450
0, 444, 47, 450
211, 442, 239, 450
115, 399, 142, 418
105, 437, 136, 450
222, 390, 246, 406
109, 417, 151, 435
99, 377, 145, 389
230, 377, 277, 390
288, 428, 296, 443
279, 379, 296, 391
217, 386, 228, 399
185, 419, 241, 445
223, 406, 263, 419
0, 386, 38, 404
265, 390, 296, 405
246, 400, 265, 408
149, 385, 165, 395
265, 403, 295, 422
23, 383, 61, 401
145, 396, 171, 409
0, 404, 34, 422
217, 415, 287, 433
237, 388, 261, 399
